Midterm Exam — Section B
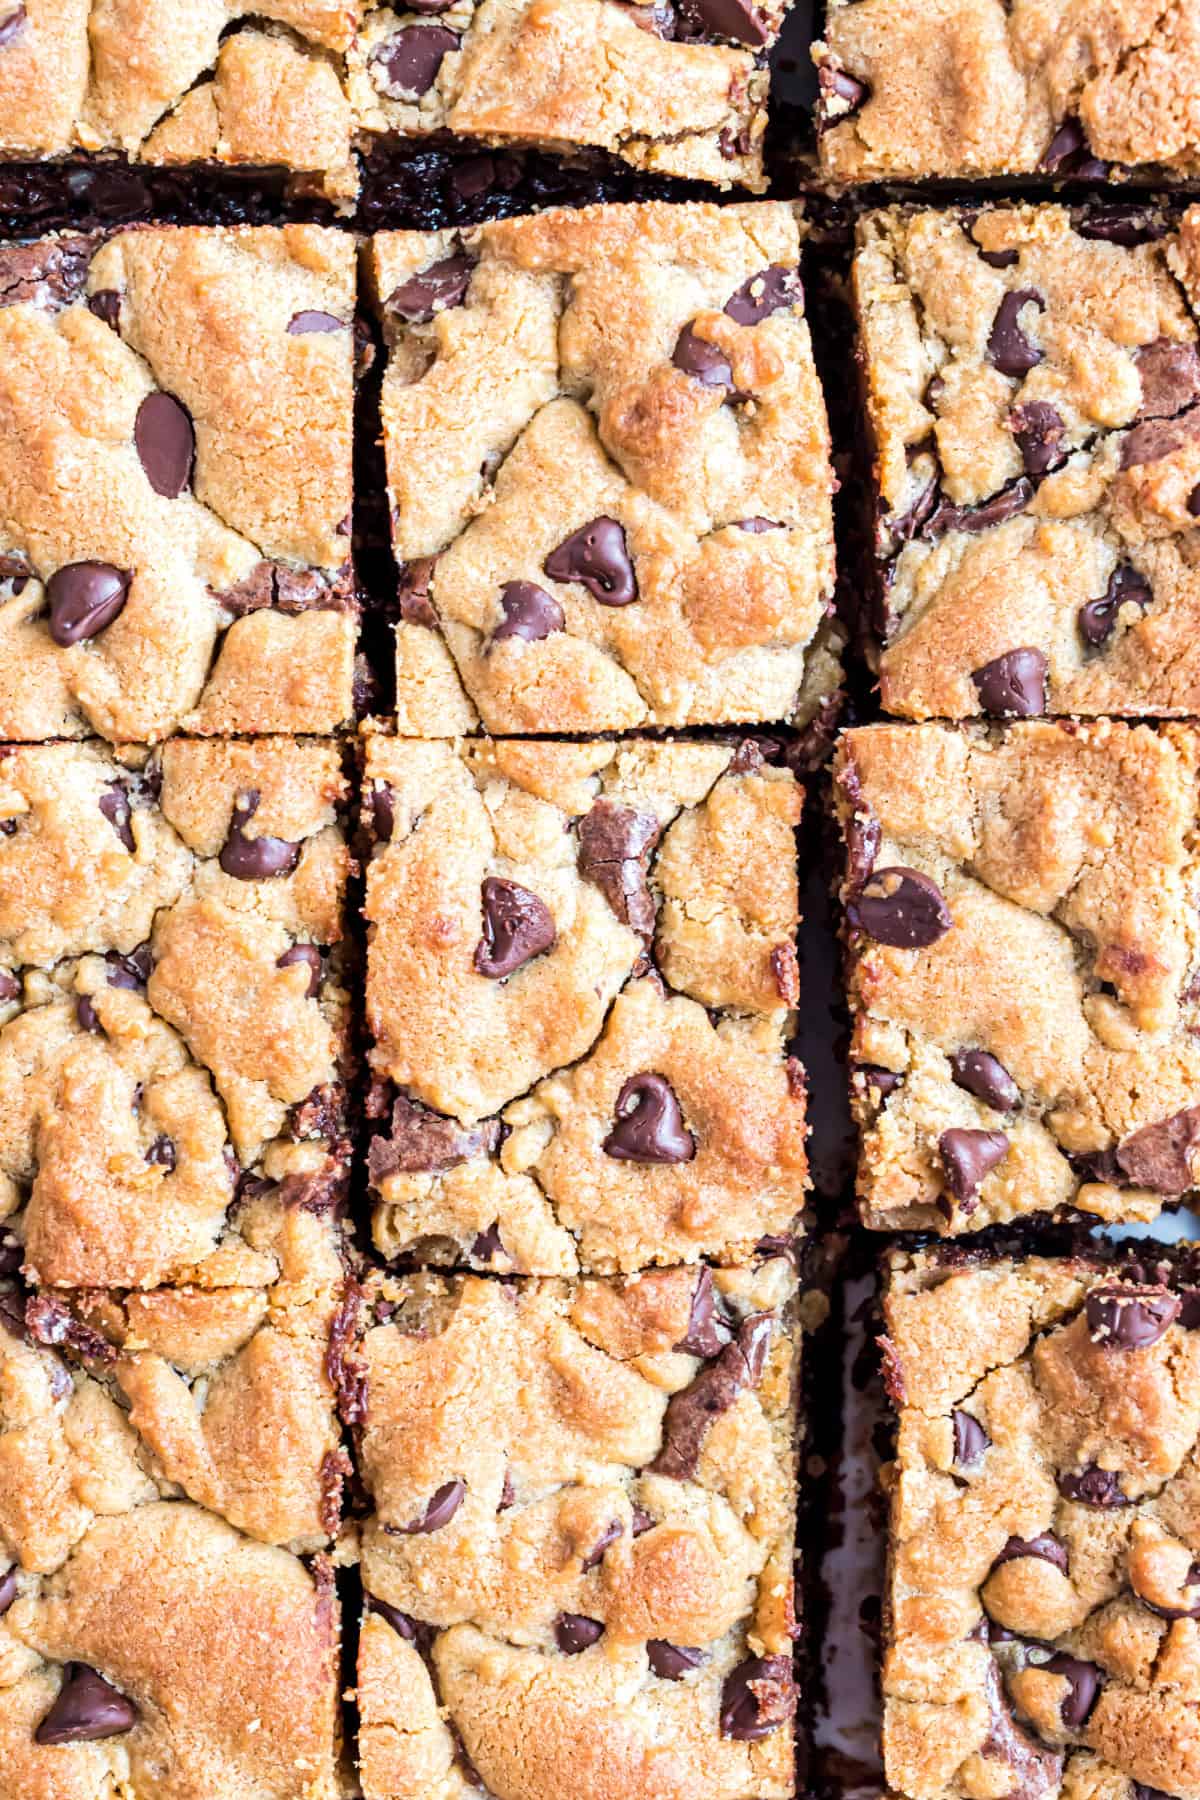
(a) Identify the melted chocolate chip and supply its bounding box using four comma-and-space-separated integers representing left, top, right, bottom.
719, 1654, 796, 1741
577, 799, 660, 939
88, 288, 120, 328
367, 1594, 422, 1640
75, 994, 101, 1034
106, 944, 151, 990
939, 1128, 1009, 1205
673, 322, 738, 394
277, 943, 322, 997
851, 1063, 902, 1101
950, 1050, 1020, 1113
491, 580, 564, 645
145, 1134, 176, 1171
1041, 116, 1104, 175
816, 60, 869, 125
981, 1662, 1063, 1798
603, 1073, 695, 1164
0, 1565, 15, 1614
393, 1478, 466, 1535
992, 1532, 1068, 1575
1085, 1284, 1181, 1350
1042, 1652, 1102, 1729
1120, 411, 1200, 470
98, 783, 134, 852
371, 24, 458, 98
474, 877, 557, 979
647, 1640, 706, 1679
631, 1507, 655, 1536
971, 648, 1047, 717
978, 247, 1020, 270
367, 1096, 501, 1184
287, 310, 347, 334
1135, 338, 1200, 420
47, 561, 132, 646
924, 477, 1035, 540
134, 392, 194, 498
1079, 563, 1152, 647
470, 1222, 504, 1262
1010, 401, 1065, 476
652, 1313, 772, 1481
1113, 1105, 1200, 1194
987, 290, 1046, 377
735, 516, 783, 532
370, 782, 396, 843
555, 1613, 604, 1654
0, 6, 25, 49
1056, 1465, 1129, 1507
846, 867, 951, 948
724, 265, 801, 326
219, 791, 301, 881
386, 252, 473, 324
35, 1665, 138, 1744
675, 1265, 732, 1358
952, 1410, 991, 1469
580, 1519, 623, 1572
544, 517, 637, 606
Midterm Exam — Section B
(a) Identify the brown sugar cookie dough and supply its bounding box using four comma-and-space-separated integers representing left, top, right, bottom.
351, 1257, 803, 1800
835, 719, 1200, 1234
880, 1244, 1200, 1800
368, 202, 840, 738
0, 225, 356, 743
362, 734, 808, 1274
814, 0, 1200, 184
0, 736, 353, 1289
854, 203, 1200, 721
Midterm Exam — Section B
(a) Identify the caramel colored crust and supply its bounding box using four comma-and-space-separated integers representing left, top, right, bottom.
816, 0, 1200, 183
881, 1247, 1200, 1800
355, 1262, 800, 1800
0, 226, 356, 743
363, 735, 807, 1274
371, 202, 840, 736
835, 719, 1200, 1234
856, 204, 1200, 720
0, 737, 351, 1289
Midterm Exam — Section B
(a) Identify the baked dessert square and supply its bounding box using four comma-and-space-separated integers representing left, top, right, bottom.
362, 733, 808, 1274
854, 203, 1200, 721
0, 1262, 342, 1797
348, 0, 793, 193
0, 736, 352, 1289
0, 0, 358, 201
369, 201, 840, 738
352, 1257, 802, 1800
880, 1244, 1200, 1800
814, 1, 1200, 184
836, 718, 1200, 1234
0, 224, 356, 743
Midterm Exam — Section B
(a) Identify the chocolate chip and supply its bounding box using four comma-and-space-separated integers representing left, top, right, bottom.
577, 799, 660, 939
924, 477, 1035, 539
1041, 117, 1107, 178
370, 25, 458, 98
846, 867, 951, 949
816, 60, 869, 126
75, 994, 101, 1034
978, 248, 1020, 270
672, 322, 739, 395
603, 1073, 695, 1164
1189, 485, 1200, 517
676, 0, 766, 44
544, 517, 637, 607
370, 783, 395, 843
491, 580, 564, 645
952, 1410, 991, 1469
471, 1222, 504, 1262
1079, 563, 1152, 647
1010, 401, 1065, 475
580, 1519, 623, 1572
950, 1050, 1020, 1114
106, 944, 151, 990
498, 1469, 516, 1510
647, 1641, 706, 1679
393, 1478, 466, 1534
474, 877, 556, 980
88, 288, 120, 328
735, 516, 783, 532
1116, 1105, 1200, 1193
277, 943, 322, 997
981, 1662, 1062, 1797
287, 310, 347, 334
0, 1565, 15, 1614
368, 1096, 501, 1183
719, 1654, 796, 1741
367, 1594, 421, 1640
98, 782, 134, 853
0, 970, 17, 1003
1042, 1652, 1102, 1729
851, 1063, 902, 1101
1074, 208, 1169, 247
219, 791, 301, 881
971, 648, 1047, 717
939, 1128, 1008, 1204
1085, 1284, 1180, 1350
631, 1507, 655, 1536
145, 1135, 176, 1171
47, 560, 132, 647
652, 1313, 772, 1480
1135, 339, 1200, 420
555, 1613, 604, 1653
35, 1665, 138, 1744
724, 265, 802, 326
987, 290, 1045, 377
675, 1265, 732, 1358
992, 1533, 1068, 1575
1119, 411, 1199, 470
386, 252, 473, 324
1056, 1465, 1129, 1507
134, 392, 194, 499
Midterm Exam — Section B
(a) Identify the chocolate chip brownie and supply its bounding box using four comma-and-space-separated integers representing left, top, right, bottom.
835, 719, 1200, 1234
348, 0, 793, 193
814, 0, 1200, 184
880, 1244, 1200, 1800
363, 734, 807, 1273
855, 203, 1200, 721
0, 0, 357, 201
352, 1257, 802, 1800
369, 202, 840, 737
0, 226, 356, 743
0, 736, 352, 1288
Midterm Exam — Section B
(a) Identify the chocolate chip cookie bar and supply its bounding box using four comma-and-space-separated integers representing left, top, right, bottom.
836, 719, 1200, 1234
363, 734, 807, 1273
349, 0, 794, 193
0, 736, 352, 1289
0, 1269, 342, 1796
880, 1244, 1200, 1800
0, 1, 357, 201
369, 202, 840, 737
855, 203, 1200, 721
352, 1257, 802, 1800
0, 225, 356, 743
814, 1, 1200, 184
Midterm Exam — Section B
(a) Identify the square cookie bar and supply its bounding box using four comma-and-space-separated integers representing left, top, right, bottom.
835, 719, 1200, 1234
880, 1245, 1200, 1800
0, 225, 356, 742
352, 1258, 801, 1800
814, 1, 1200, 183
362, 734, 808, 1273
0, 1, 357, 200
0, 1269, 341, 1799
0, 736, 352, 1288
370, 202, 840, 738
854, 203, 1200, 721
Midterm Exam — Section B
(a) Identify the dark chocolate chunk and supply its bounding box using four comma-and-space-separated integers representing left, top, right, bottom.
1056, 1465, 1129, 1507
940, 1128, 1009, 1204
47, 561, 132, 646
219, 791, 301, 881
1010, 401, 1065, 475
719, 1654, 796, 1741
987, 290, 1045, 377
370, 25, 458, 98
0, 7, 25, 49
1114, 1105, 1200, 1194
277, 943, 322, 997
952, 1410, 991, 1470
673, 322, 738, 394
971, 648, 1047, 717
98, 783, 134, 853
474, 877, 557, 979
651, 1313, 772, 1481
816, 59, 869, 126
724, 265, 801, 326
675, 1265, 732, 1358
648, 1640, 706, 1679
846, 867, 951, 948
144, 1134, 176, 1171
491, 580, 564, 645
577, 799, 660, 939
35, 1664, 138, 1745
950, 1050, 1020, 1113
1135, 338, 1200, 420
287, 310, 347, 334
386, 251, 473, 324
555, 1613, 604, 1654
368, 1096, 501, 1184
992, 1533, 1068, 1575
106, 944, 151, 990
1085, 1284, 1181, 1350
603, 1073, 695, 1164
1079, 563, 1152, 647
1041, 1652, 1102, 1729
544, 517, 637, 606
134, 392, 195, 498
392, 1478, 466, 1535
580, 1519, 623, 1572
1120, 411, 1200, 470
